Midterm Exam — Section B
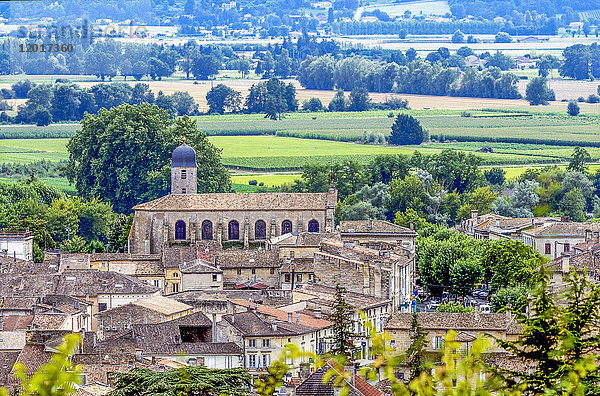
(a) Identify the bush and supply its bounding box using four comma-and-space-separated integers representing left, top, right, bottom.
248, 180, 258, 185
494, 32, 512, 43
258, 182, 264, 186
587, 94, 600, 103
389, 113, 425, 145
302, 97, 323, 112
577, 96, 586, 102
461, 111, 472, 117
567, 100, 580, 116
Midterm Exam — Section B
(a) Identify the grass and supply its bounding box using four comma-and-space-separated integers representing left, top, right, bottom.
0, 176, 77, 194
230, 173, 301, 187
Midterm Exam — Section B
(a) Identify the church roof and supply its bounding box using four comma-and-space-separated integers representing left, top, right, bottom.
133, 192, 330, 211
171, 142, 197, 167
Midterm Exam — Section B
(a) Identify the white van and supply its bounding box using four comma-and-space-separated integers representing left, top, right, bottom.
479, 304, 492, 314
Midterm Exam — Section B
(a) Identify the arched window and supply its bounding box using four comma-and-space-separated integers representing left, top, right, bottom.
175, 220, 186, 240
181, 170, 187, 179
228, 220, 239, 240
282, 220, 293, 234
202, 220, 213, 240
308, 220, 319, 233
255, 220, 267, 240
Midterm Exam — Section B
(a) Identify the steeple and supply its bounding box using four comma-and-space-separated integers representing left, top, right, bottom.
171, 139, 197, 194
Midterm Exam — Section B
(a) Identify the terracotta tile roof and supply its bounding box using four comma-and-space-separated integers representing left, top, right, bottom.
11, 343, 53, 377
133, 192, 329, 211
280, 258, 314, 273
131, 296, 193, 316
296, 360, 378, 396
0, 315, 33, 331
0, 297, 38, 311
0, 351, 19, 385
385, 312, 518, 332
73, 383, 114, 396
522, 222, 600, 237
548, 251, 600, 273
216, 250, 280, 269
340, 220, 417, 236
354, 374, 384, 396
0, 271, 159, 297
90, 253, 164, 276
229, 299, 332, 329
296, 284, 391, 311
162, 245, 197, 269
223, 311, 316, 336
32, 313, 68, 330
0, 332, 26, 351
180, 259, 222, 274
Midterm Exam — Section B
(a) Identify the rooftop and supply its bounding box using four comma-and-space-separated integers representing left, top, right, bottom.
229, 299, 331, 329
133, 192, 330, 211
522, 222, 600, 237
385, 312, 521, 334
222, 310, 316, 336
296, 284, 391, 311
217, 250, 280, 269
340, 220, 417, 236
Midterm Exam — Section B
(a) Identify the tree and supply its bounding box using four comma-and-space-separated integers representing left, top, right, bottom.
336, 200, 380, 221
567, 100, 580, 116
450, 258, 482, 298
155, 91, 176, 118
110, 367, 251, 396
480, 239, 543, 290
66, 104, 229, 213
389, 113, 425, 145
405, 312, 428, 380
560, 188, 586, 222
302, 97, 323, 112
451, 30, 465, 43
568, 147, 591, 173
275, 49, 292, 78
12, 80, 36, 98
526, 77, 554, 105
32, 106, 52, 126
206, 84, 242, 114
191, 53, 220, 80
560, 44, 591, 80
484, 168, 506, 185
394, 208, 428, 232
328, 89, 347, 112
327, 284, 358, 363
494, 32, 512, 43
490, 285, 528, 312
348, 87, 370, 111
60, 235, 87, 253
171, 91, 198, 116
486, 52, 514, 71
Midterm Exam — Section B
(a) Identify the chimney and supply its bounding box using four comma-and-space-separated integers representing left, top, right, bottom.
296, 312, 301, 324
496, 218, 500, 227
231, 315, 235, 324
368, 220, 373, 231
271, 323, 278, 332
562, 255, 570, 273
409, 222, 414, 230
212, 313, 217, 343
474, 304, 480, 320
287, 312, 293, 323
314, 308, 322, 319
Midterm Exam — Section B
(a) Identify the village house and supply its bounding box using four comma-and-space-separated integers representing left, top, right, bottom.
458, 210, 559, 241
296, 359, 384, 396
340, 220, 418, 251
128, 142, 337, 254
0, 231, 34, 261
179, 259, 224, 291
385, 312, 521, 380
313, 240, 415, 310
521, 222, 600, 259
94, 295, 194, 339
216, 249, 281, 289
279, 258, 315, 290
268, 231, 340, 260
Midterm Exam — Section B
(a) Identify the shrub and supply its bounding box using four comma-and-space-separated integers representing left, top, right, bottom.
567, 100, 580, 116
248, 180, 258, 185
587, 94, 600, 103
577, 96, 586, 102
461, 111, 472, 117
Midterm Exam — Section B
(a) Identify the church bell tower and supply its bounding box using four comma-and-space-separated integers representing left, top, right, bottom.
171, 138, 197, 194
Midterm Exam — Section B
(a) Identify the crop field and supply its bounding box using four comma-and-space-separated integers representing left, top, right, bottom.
230, 173, 301, 187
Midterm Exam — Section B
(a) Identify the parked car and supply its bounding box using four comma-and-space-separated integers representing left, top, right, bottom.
479, 304, 492, 313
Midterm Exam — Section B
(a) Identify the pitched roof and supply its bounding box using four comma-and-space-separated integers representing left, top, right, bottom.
296, 284, 391, 311
216, 250, 280, 269
0, 351, 19, 385
296, 360, 379, 396
180, 259, 222, 274
522, 222, 600, 237
11, 343, 53, 377
340, 220, 417, 236
222, 311, 316, 336
385, 312, 518, 332
133, 192, 329, 211
131, 296, 193, 316
0, 297, 38, 311
0, 315, 33, 331
270, 232, 340, 247
162, 245, 197, 269
548, 250, 600, 273
229, 299, 331, 329
0, 332, 26, 351
31, 313, 68, 330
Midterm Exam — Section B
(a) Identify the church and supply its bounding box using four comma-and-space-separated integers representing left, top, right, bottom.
128, 141, 338, 254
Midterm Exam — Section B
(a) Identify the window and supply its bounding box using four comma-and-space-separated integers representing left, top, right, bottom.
181, 188, 187, 194
262, 339, 270, 348
237, 269, 242, 275
212, 274, 218, 282
390, 340, 396, 350
284, 273, 291, 283
262, 354, 270, 367
564, 243, 570, 252
248, 339, 256, 348
202, 220, 213, 240
545, 243, 551, 255
248, 355, 257, 368
98, 303, 107, 312
251, 268, 256, 275
175, 220, 186, 240
173, 272, 179, 278
181, 170, 187, 179
255, 220, 267, 240
309, 274, 315, 282
282, 220, 292, 234
153, 280, 160, 287
432, 336, 444, 350
228, 220, 239, 240
172, 283, 179, 293
297, 273, 302, 282
308, 219, 319, 233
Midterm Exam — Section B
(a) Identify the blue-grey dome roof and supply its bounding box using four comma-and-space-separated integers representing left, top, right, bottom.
171, 142, 197, 167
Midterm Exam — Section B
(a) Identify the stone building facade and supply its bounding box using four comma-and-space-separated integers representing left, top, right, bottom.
128, 143, 337, 254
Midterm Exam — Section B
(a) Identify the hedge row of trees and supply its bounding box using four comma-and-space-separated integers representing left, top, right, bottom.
1, 80, 198, 125
298, 55, 521, 99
